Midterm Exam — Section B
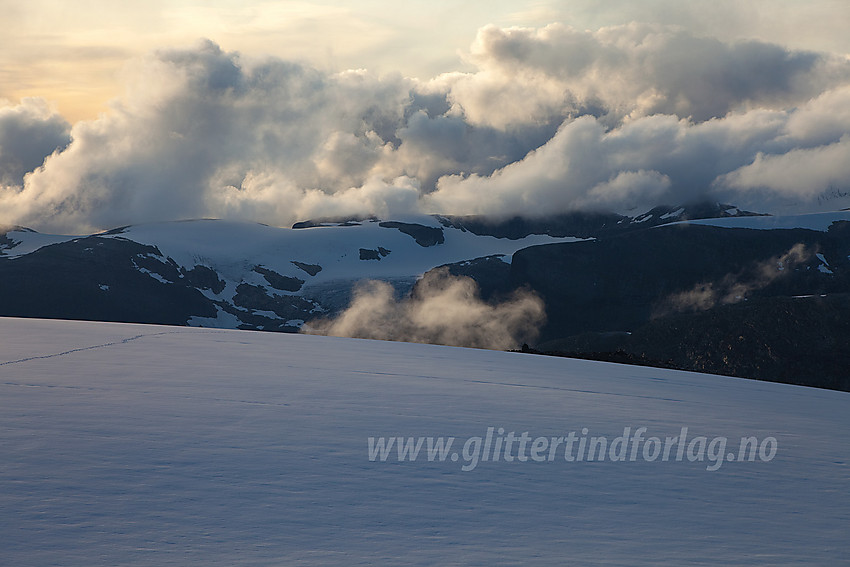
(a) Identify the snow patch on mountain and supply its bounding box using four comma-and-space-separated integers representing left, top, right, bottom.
0, 230, 76, 257
674, 210, 850, 231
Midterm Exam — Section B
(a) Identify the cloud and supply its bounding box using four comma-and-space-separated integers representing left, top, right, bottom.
0, 37, 561, 232
1, 23, 850, 233
0, 41, 417, 233
425, 84, 850, 216
717, 137, 850, 205
439, 23, 849, 128
560, 0, 850, 55
424, 111, 786, 215
303, 268, 545, 350
0, 98, 70, 187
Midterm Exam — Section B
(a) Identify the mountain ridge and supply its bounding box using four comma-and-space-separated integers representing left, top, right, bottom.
3, 205, 849, 390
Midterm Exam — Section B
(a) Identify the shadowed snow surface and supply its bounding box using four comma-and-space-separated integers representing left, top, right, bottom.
0, 317, 848, 565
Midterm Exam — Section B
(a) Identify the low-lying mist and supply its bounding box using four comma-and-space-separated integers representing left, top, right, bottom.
302, 268, 545, 350
658, 243, 812, 315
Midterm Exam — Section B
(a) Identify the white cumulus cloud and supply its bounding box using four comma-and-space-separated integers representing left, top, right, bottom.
1, 23, 849, 233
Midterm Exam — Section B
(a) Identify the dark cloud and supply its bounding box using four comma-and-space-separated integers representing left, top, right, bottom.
443, 23, 849, 126
0, 98, 70, 187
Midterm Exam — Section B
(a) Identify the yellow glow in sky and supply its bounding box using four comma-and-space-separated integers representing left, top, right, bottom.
2, 0, 849, 122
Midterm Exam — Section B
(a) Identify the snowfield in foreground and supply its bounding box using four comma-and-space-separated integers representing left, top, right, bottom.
1, 318, 848, 566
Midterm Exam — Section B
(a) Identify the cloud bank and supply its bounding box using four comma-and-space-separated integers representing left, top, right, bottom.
2, 23, 850, 233
303, 268, 545, 350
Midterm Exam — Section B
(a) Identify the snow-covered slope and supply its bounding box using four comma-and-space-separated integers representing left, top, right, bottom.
0, 226, 77, 256
1, 216, 579, 277
672, 209, 850, 231
1, 317, 847, 566
0, 216, 582, 331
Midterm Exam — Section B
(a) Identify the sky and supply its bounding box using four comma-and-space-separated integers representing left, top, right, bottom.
2, 0, 850, 233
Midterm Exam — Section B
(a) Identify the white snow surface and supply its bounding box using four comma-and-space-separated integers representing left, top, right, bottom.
659, 207, 685, 220
1, 317, 848, 566
2, 216, 581, 283
0, 230, 77, 256
672, 210, 850, 231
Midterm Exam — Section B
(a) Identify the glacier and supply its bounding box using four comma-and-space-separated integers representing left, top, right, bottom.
1, 316, 848, 565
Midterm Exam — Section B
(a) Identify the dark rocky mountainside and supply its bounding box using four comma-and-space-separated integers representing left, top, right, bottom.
0, 236, 218, 325
511, 222, 850, 340
435, 219, 850, 391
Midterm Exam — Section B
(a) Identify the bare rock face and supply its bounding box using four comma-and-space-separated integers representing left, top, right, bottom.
378, 221, 445, 247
